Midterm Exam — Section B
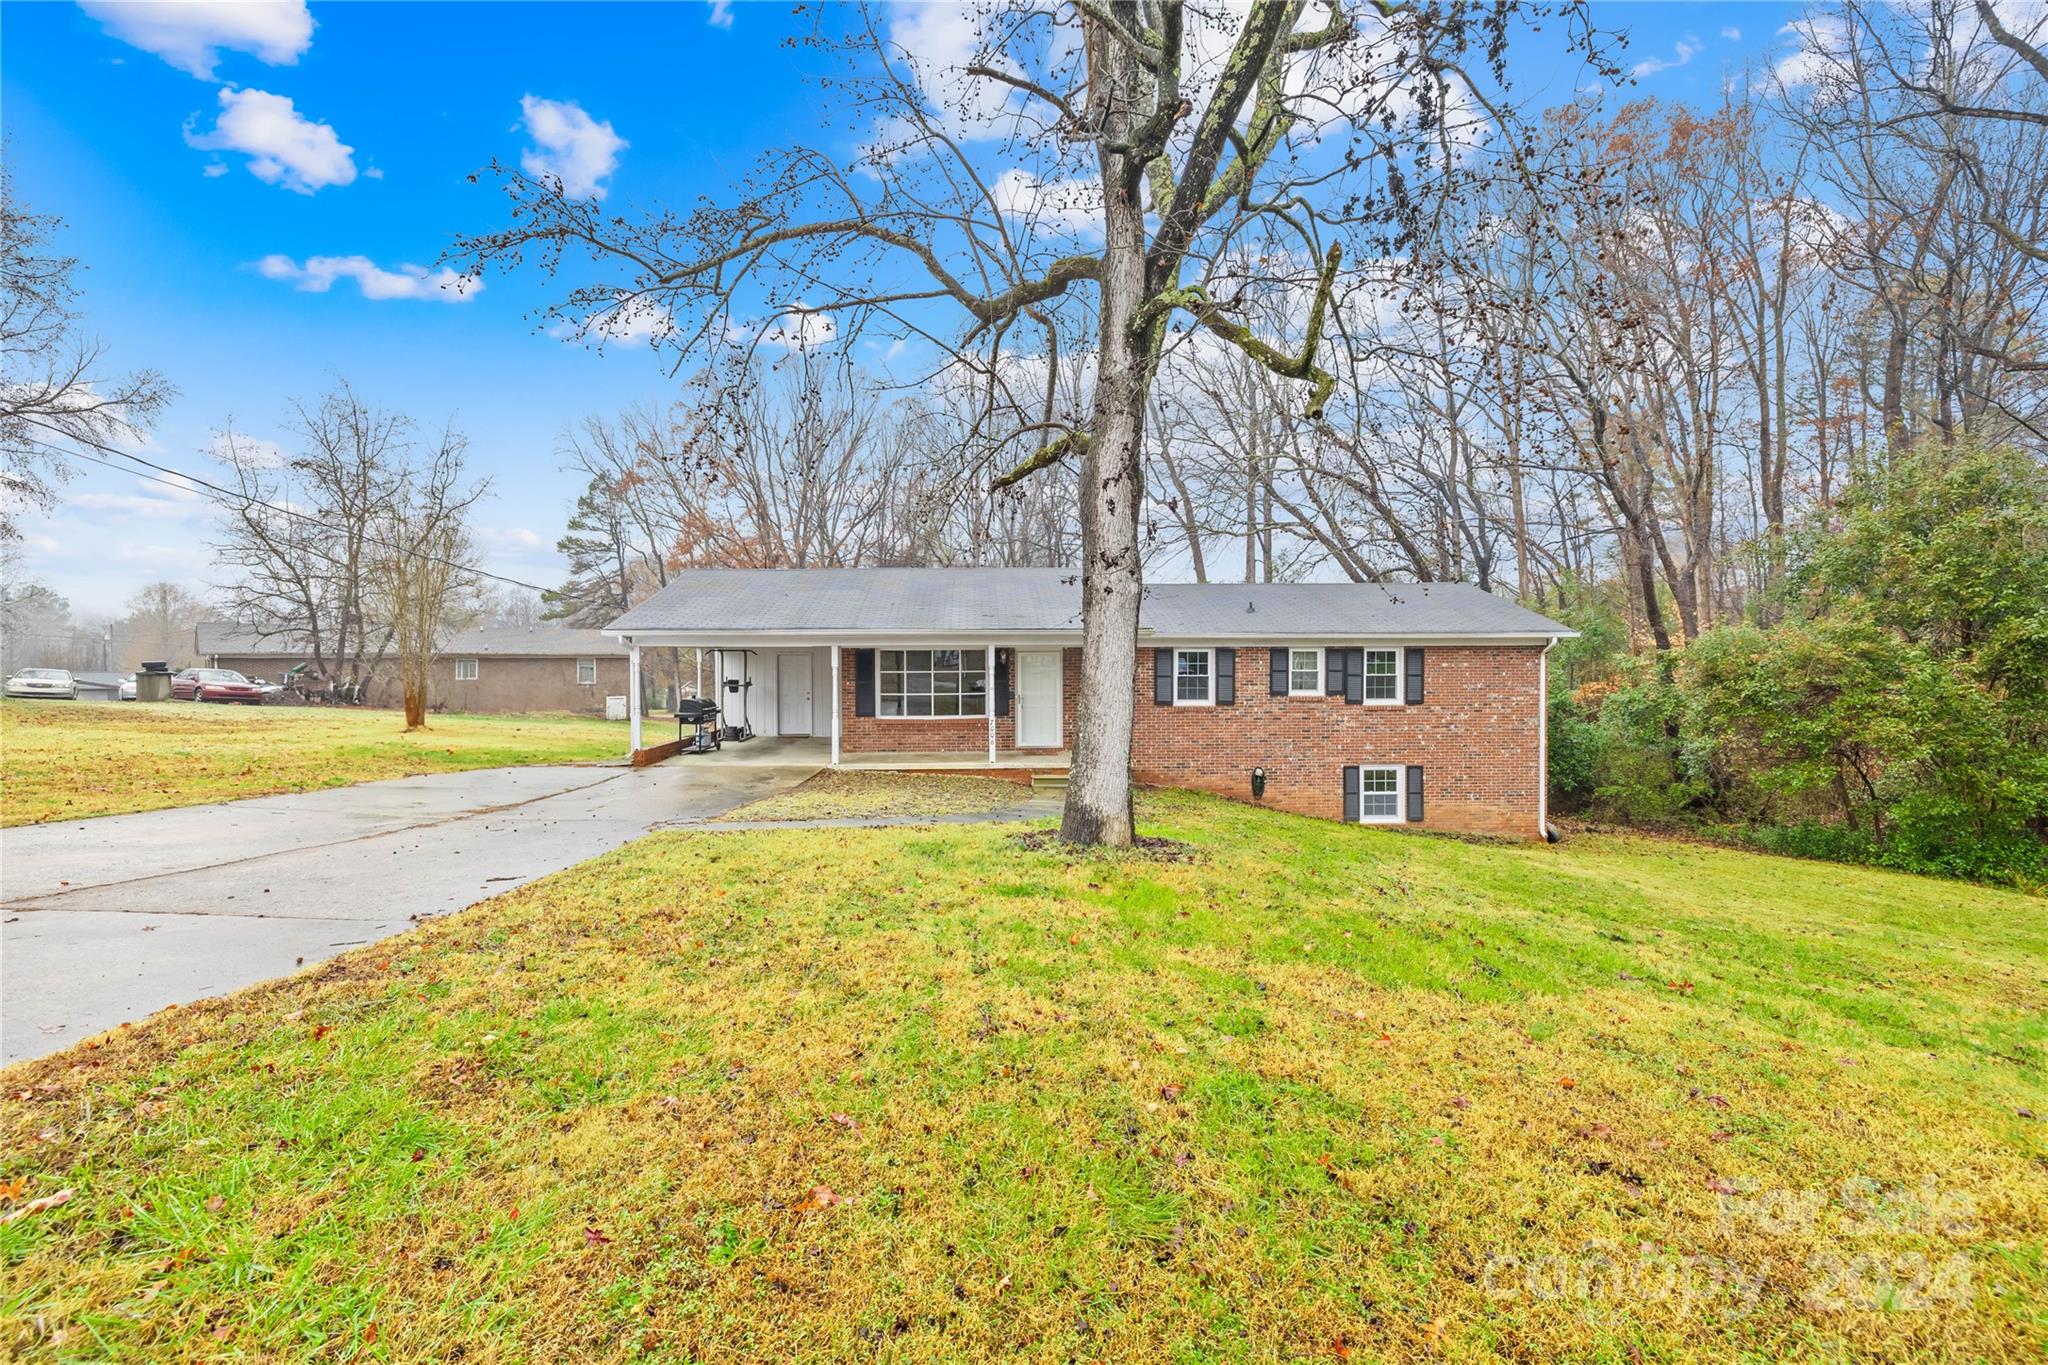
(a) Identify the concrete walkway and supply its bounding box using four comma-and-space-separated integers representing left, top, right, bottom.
0, 759, 818, 1065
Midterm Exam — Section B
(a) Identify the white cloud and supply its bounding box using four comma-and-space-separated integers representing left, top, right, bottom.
80, 0, 314, 79
729, 305, 837, 354
990, 167, 1101, 237
203, 431, 286, 468
201, 161, 228, 177
1721, 26, 1742, 42
1776, 16, 1848, 89
477, 526, 544, 550
256, 254, 482, 302
185, 87, 355, 194
549, 294, 673, 346
1632, 37, 1702, 80
706, 0, 734, 30
518, 95, 626, 200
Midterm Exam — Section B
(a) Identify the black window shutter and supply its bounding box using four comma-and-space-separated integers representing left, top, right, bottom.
1405, 648, 1425, 704
1343, 648, 1364, 705
1153, 647, 1174, 705
1215, 647, 1236, 705
994, 651, 1012, 716
1269, 646, 1289, 696
853, 648, 876, 717
1325, 648, 1343, 696
1343, 765, 1360, 822
1406, 765, 1424, 822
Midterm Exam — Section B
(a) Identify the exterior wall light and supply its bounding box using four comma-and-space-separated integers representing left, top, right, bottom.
1251, 766, 1267, 799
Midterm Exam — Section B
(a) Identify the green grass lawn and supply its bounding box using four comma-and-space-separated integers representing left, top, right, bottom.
3, 793, 2042, 1361
0, 700, 632, 825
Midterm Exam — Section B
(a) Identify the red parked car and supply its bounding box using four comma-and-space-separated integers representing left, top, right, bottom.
171, 668, 268, 704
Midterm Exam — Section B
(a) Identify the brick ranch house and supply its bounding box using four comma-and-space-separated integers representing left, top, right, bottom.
607, 568, 1574, 838
195, 622, 628, 715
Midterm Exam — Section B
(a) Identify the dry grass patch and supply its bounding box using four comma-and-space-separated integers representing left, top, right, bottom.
716, 770, 1033, 823
0, 700, 630, 824
2, 792, 2043, 1361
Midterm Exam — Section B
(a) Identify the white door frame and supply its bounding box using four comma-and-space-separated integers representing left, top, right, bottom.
775, 651, 814, 736
1015, 650, 1063, 748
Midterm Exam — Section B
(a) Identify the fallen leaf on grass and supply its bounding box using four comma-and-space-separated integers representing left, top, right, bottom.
830, 1112, 859, 1130
1557, 1077, 1577, 1089
584, 1226, 611, 1246
2, 1188, 73, 1223
796, 1184, 847, 1213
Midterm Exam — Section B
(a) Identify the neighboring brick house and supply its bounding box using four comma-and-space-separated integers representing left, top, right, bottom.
195, 622, 398, 704
606, 568, 1572, 838
433, 627, 628, 715
194, 622, 628, 715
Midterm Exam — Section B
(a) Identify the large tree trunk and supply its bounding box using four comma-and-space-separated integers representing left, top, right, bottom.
1060, 19, 1149, 849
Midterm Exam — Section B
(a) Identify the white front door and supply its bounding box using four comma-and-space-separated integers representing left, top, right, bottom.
776, 652, 813, 735
1016, 650, 1062, 748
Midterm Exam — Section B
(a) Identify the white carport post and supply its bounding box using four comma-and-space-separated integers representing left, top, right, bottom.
829, 645, 842, 766
627, 639, 642, 757
986, 644, 996, 766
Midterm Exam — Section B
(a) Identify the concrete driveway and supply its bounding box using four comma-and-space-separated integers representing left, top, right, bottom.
0, 753, 819, 1065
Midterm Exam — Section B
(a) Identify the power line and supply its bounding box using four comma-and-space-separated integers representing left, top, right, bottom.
66, 447, 555, 595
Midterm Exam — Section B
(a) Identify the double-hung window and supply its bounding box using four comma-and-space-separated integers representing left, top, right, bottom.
879, 648, 987, 717
1288, 647, 1322, 696
1358, 765, 1402, 822
455, 658, 478, 681
1363, 648, 1400, 703
576, 658, 597, 685
1174, 648, 1212, 705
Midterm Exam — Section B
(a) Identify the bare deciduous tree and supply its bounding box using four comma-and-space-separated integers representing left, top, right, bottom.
0, 165, 173, 541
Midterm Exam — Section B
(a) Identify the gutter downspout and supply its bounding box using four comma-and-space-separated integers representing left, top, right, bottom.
986, 644, 996, 767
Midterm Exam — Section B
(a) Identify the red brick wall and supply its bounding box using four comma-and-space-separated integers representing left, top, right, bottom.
838, 648, 1079, 753
833, 642, 1545, 838
1129, 645, 1545, 838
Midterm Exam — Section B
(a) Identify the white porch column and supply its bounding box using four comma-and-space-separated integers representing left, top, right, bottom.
829, 644, 842, 766
986, 644, 997, 766
628, 640, 643, 757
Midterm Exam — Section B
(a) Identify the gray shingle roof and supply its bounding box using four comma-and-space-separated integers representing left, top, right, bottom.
197, 621, 627, 658
607, 569, 1568, 639
442, 626, 626, 657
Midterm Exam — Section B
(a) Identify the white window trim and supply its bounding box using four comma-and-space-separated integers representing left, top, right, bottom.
1286, 646, 1324, 697
455, 658, 478, 681
1171, 647, 1214, 707
1361, 646, 1404, 707
875, 645, 990, 720
576, 657, 597, 685
1357, 764, 1405, 824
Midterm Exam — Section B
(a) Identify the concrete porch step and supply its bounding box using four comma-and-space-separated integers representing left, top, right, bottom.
1030, 771, 1070, 793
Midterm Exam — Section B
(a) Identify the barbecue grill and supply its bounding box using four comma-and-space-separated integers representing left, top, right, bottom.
674, 696, 723, 754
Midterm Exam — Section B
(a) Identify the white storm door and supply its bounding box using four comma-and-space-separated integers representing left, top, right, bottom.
1016, 650, 1062, 748
776, 652, 814, 735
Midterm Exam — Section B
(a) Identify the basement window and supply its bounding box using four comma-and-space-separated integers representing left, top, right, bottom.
1358, 765, 1402, 823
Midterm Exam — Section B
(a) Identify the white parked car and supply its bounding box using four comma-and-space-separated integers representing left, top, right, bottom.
119, 673, 138, 701
4, 668, 77, 700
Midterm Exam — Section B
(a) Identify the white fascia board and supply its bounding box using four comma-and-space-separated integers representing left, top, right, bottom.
608, 629, 1093, 648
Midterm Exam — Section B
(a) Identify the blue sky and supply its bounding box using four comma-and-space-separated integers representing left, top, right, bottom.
4, 0, 1801, 616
